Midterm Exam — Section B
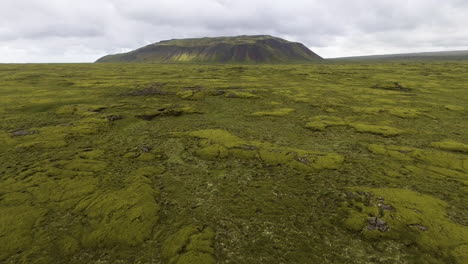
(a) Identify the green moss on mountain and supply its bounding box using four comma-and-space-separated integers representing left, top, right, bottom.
96, 35, 322, 63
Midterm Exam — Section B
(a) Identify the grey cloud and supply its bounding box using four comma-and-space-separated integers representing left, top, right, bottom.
0, 0, 467, 62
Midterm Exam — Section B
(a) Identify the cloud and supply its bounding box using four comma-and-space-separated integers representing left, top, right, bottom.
0, 0, 467, 62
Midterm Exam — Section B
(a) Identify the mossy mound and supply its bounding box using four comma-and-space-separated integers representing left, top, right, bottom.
177, 90, 199, 100
0, 205, 47, 260
55, 104, 106, 116
444, 105, 465, 111
225, 91, 259, 99
135, 105, 202, 121
177, 129, 344, 171
176, 87, 223, 100
74, 168, 160, 247
431, 140, 468, 153
14, 125, 69, 149
72, 117, 109, 135
371, 82, 411, 92
350, 123, 404, 137
305, 116, 347, 131
341, 188, 468, 263
305, 116, 404, 136
352, 106, 422, 119
250, 108, 295, 117
13, 116, 110, 149
387, 108, 421, 118
162, 225, 216, 264
368, 144, 468, 173
0, 159, 103, 260
77, 149, 105, 159
0, 157, 161, 261
351, 107, 384, 115
0, 131, 16, 147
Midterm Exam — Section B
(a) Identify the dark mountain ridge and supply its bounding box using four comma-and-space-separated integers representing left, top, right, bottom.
96, 35, 323, 63
330, 50, 468, 61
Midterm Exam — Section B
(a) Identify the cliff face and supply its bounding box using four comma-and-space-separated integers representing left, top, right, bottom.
96, 35, 323, 63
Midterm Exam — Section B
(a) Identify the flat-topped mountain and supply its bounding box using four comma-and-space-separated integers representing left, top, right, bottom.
96, 35, 323, 63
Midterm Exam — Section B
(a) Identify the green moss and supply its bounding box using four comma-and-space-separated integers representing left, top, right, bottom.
13, 117, 109, 149
78, 149, 105, 159
349, 123, 404, 137
351, 107, 385, 114
431, 140, 468, 153
135, 105, 202, 120
58, 237, 80, 255
304, 121, 327, 131
6, 161, 100, 209
180, 129, 344, 171
177, 90, 195, 99
0, 131, 16, 147
352, 106, 421, 119
305, 116, 347, 131
162, 225, 216, 264
196, 144, 229, 159
59, 158, 107, 172
305, 116, 404, 136
452, 245, 468, 264
185, 129, 245, 148
55, 104, 106, 116
368, 144, 468, 172
444, 105, 465, 111
74, 172, 159, 247
14, 125, 68, 149
1, 62, 468, 263
136, 152, 157, 161
225, 91, 259, 99
387, 108, 421, 118
176, 252, 216, 264
250, 108, 295, 116
341, 188, 468, 263
133, 166, 166, 177
0, 205, 47, 260
400, 164, 468, 185
71, 117, 108, 135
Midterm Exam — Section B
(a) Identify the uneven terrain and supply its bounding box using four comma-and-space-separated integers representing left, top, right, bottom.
0, 62, 467, 263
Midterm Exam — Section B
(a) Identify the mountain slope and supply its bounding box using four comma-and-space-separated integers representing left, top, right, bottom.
331, 50, 468, 61
96, 35, 323, 63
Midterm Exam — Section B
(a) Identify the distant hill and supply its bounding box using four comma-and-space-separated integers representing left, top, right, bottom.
331, 50, 468, 61
96, 35, 323, 63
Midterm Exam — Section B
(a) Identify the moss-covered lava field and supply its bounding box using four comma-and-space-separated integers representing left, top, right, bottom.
0, 62, 467, 263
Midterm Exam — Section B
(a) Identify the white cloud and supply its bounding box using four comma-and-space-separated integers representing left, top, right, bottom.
0, 0, 467, 62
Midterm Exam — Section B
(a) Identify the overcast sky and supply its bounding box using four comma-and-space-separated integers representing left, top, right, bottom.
1, 0, 468, 62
